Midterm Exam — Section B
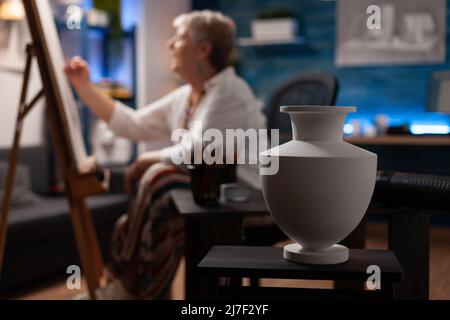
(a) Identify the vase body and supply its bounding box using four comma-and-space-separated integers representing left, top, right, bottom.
260, 107, 377, 265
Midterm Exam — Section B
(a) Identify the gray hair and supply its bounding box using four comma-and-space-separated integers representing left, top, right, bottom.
173, 10, 236, 71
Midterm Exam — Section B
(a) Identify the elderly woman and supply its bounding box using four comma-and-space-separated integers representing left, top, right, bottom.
65, 11, 266, 299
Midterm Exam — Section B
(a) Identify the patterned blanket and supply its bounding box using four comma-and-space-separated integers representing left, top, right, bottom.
109, 163, 190, 299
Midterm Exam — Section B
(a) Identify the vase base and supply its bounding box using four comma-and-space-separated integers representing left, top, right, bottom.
284, 243, 349, 265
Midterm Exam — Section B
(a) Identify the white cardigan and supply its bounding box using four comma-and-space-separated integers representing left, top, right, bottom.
108, 67, 267, 189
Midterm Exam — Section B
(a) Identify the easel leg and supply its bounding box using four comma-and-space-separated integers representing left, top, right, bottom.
0, 48, 36, 276
0, 120, 24, 276
66, 192, 100, 300
78, 200, 105, 284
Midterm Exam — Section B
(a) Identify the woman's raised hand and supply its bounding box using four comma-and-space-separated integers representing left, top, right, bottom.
64, 56, 91, 89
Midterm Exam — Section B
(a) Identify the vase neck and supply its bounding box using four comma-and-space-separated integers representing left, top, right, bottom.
289, 112, 347, 142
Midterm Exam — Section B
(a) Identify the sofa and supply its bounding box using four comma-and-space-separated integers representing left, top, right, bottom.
0, 145, 129, 292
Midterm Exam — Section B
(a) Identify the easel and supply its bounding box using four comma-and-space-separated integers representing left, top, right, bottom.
0, 2, 109, 300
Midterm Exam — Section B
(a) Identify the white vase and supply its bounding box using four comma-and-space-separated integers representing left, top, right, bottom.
260, 106, 377, 265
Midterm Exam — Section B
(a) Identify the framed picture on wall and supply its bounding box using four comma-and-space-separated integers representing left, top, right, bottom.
336, 0, 446, 67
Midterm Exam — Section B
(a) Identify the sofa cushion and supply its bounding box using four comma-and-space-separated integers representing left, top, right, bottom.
0, 194, 129, 292
6, 194, 129, 249
0, 146, 52, 196
0, 161, 41, 209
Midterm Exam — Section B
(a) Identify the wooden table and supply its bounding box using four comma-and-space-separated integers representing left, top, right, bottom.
170, 187, 429, 300
170, 188, 269, 299
199, 246, 404, 300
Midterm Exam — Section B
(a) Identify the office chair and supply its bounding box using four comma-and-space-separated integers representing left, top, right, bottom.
265, 72, 339, 144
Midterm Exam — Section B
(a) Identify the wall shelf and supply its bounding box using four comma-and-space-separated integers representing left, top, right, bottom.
237, 36, 306, 47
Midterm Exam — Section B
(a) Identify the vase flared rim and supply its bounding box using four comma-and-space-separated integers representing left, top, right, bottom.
281, 106, 356, 113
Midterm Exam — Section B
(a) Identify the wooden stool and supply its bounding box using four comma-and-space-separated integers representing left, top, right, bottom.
198, 246, 403, 300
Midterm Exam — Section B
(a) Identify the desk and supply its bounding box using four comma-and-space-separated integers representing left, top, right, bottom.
346, 135, 450, 146
170, 188, 269, 299
346, 135, 450, 177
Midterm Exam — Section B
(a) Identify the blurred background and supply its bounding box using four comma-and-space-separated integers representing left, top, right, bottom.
1, 0, 450, 166
0, 0, 450, 300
